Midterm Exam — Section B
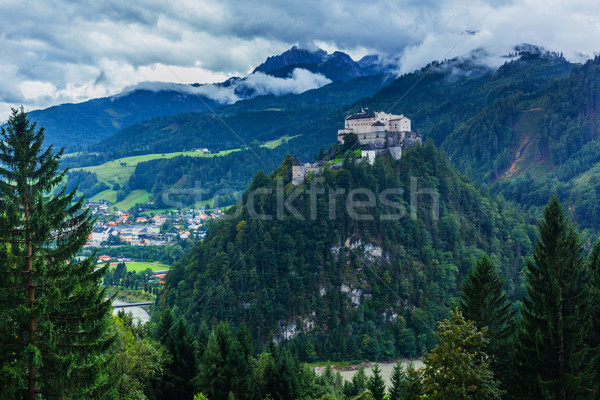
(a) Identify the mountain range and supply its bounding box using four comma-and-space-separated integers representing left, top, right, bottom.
27, 46, 394, 151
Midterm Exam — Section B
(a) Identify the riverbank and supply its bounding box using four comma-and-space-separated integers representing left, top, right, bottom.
315, 359, 423, 386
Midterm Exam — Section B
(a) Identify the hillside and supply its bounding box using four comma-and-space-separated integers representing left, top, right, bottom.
77, 50, 575, 211
155, 144, 535, 361
361, 48, 573, 145
442, 56, 600, 231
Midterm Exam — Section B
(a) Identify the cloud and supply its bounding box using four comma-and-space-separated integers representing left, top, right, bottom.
238, 69, 332, 97
0, 0, 599, 120
119, 68, 332, 104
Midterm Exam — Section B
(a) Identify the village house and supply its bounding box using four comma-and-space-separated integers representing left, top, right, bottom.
98, 255, 111, 263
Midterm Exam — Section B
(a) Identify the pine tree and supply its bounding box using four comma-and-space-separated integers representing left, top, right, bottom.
388, 362, 405, 400
514, 197, 597, 399
367, 364, 386, 400
459, 253, 515, 388
0, 108, 113, 398
352, 367, 368, 395
388, 361, 422, 400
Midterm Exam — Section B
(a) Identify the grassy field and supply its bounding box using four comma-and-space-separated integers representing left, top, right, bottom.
111, 190, 152, 210
107, 261, 170, 272
106, 287, 154, 303
75, 134, 299, 208
74, 149, 242, 188
89, 189, 117, 203
263, 134, 301, 149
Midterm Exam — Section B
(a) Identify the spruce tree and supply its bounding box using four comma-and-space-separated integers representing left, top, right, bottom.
154, 310, 199, 400
198, 323, 233, 400
388, 361, 422, 400
388, 362, 406, 400
367, 364, 386, 400
586, 240, 600, 394
0, 108, 113, 398
514, 197, 597, 399
459, 253, 515, 388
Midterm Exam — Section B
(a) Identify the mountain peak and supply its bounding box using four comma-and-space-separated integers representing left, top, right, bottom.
252, 46, 397, 82
253, 46, 328, 74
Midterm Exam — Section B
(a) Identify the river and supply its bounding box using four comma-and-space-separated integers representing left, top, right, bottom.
317, 360, 424, 386
112, 300, 151, 323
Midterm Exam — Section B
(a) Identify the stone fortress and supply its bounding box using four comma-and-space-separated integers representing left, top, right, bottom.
338, 108, 422, 164
292, 109, 422, 185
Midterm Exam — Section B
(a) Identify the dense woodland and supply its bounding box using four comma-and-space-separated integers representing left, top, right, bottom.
156, 143, 536, 362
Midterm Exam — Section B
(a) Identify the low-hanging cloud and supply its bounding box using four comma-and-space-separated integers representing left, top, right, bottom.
119, 68, 332, 105
238, 69, 332, 97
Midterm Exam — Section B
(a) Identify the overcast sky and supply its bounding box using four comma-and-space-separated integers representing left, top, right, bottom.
1, 0, 599, 121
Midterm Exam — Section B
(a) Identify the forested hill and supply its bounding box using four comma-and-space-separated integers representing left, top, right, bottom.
80, 50, 586, 219
154, 143, 536, 361
345, 50, 600, 234
358, 49, 573, 146
442, 56, 600, 232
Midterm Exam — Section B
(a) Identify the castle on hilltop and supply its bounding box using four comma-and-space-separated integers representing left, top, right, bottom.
338, 109, 422, 164
292, 109, 422, 185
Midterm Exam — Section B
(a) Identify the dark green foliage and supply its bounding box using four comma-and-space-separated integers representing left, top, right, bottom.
588, 240, 600, 389
153, 310, 199, 400
367, 365, 386, 400
459, 254, 515, 388
128, 147, 284, 207
93, 241, 193, 265
352, 367, 368, 396
388, 362, 406, 400
63, 169, 109, 197
197, 323, 234, 400
388, 361, 422, 400
155, 143, 534, 361
420, 310, 502, 400
514, 197, 597, 399
446, 56, 600, 233
0, 108, 113, 398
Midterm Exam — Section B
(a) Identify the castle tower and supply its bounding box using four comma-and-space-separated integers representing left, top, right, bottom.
291, 156, 306, 185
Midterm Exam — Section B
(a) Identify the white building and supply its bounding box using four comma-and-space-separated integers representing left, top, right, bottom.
338, 109, 411, 143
